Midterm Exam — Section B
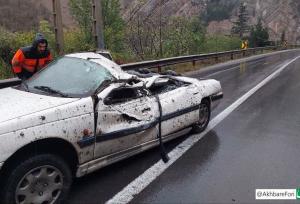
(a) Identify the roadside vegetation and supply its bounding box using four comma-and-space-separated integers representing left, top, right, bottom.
0, 0, 268, 79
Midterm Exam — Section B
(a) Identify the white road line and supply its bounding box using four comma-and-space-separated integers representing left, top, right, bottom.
106, 56, 300, 204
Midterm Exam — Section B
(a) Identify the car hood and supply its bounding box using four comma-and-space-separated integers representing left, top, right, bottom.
0, 87, 80, 123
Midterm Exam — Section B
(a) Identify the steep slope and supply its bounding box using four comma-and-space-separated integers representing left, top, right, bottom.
1, 0, 300, 43
0, 0, 75, 31
121, 0, 300, 43
121, 0, 206, 22
39, 0, 76, 28
0, 0, 51, 31
246, 0, 300, 43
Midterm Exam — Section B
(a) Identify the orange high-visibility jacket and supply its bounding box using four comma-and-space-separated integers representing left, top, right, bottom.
12, 47, 52, 74
11, 33, 52, 79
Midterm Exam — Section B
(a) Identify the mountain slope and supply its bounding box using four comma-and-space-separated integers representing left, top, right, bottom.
1, 0, 300, 43
121, 0, 300, 43
0, 0, 75, 31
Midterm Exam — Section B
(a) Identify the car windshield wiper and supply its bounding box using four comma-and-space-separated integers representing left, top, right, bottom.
21, 81, 29, 91
94, 79, 113, 94
34, 86, 69, 97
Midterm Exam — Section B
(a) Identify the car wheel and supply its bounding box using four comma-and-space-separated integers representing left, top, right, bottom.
192, 99, 211, 133
2, 154, 72, 204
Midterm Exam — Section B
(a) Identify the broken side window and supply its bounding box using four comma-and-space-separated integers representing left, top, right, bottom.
148, 78, 190, 95
104, 87, 148, 105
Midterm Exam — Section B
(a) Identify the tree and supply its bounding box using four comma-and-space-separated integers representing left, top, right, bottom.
126, 14, 166, 60
126, 14, 206, 60
69, 0, 126, 53
164, 17, 205, 57
231, 2, 250, 38
249, 18, 269, 47
102, 0, 126, 53
69, 0, 93, 44
202, 0, 237, 24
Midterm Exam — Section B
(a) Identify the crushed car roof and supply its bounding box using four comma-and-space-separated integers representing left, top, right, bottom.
65, 52, 133, 80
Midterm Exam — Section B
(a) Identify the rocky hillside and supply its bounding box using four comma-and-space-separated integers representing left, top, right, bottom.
1, 0, 300, 43
0, 0, 74, 31
0, 0, 51, 31
246, 0, 300, 43
39, 0, 76, 28
120, 0, 207, 22
121, 0, 300, 43
225, 0, 300, 43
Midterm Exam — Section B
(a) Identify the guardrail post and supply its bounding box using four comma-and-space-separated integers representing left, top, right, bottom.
243, 50, 245, 57
215, 56, 218, 63
157, 65, 161, 73
192, 60, 196, 68
231, 53, 234, 60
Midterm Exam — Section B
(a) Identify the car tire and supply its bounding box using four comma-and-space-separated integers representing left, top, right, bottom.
1, 154, 72, 204
191, 99, 211, 133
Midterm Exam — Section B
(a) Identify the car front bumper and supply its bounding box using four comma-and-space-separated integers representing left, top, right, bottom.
211, 92, 223, 110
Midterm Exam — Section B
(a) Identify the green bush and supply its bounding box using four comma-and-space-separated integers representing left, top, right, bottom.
202, 35, 241, 53
0, 57, 13, 79
164, 17, 205, 57
0, 29, 35, 79
202, 0, 237, 23
64, 29, 95, 53
0, 27, 16, 65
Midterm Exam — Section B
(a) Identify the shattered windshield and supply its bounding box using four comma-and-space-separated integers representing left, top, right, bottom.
26, 57, 114, 97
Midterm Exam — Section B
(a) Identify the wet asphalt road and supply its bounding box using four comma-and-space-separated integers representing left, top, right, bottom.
68, 50, 300, 203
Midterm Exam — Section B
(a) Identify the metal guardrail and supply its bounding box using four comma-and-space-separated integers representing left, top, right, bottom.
0, 45, 298, 89
0, 78, 21, 89
120, 46, 281, 71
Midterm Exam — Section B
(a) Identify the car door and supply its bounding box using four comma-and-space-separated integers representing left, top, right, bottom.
94, 84, 158, 159
149, 77, 202, 137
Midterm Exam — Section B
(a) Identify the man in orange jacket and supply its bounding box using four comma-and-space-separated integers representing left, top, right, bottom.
11, 33, 53, 80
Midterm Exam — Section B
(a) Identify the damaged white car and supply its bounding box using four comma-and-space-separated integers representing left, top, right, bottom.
0, 52, 222, 204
